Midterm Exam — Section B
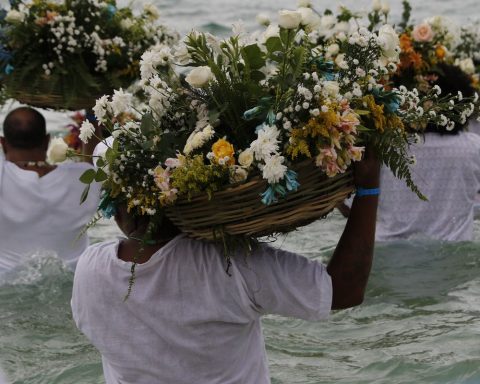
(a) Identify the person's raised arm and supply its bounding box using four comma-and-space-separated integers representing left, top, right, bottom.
80, 110, 102, 164
327, 148, 380, 310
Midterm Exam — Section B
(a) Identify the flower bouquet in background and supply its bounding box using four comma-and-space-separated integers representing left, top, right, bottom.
63, 111, 85, 153
385, 1, 480, 131
78, 6, 469, 242
0, 0, 178, 110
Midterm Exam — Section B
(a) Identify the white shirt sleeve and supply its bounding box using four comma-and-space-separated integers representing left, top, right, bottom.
236, 245, 332, 321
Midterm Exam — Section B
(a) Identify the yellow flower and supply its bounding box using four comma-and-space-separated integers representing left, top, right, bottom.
435, 45, 446, 60
212, 138, 235, 165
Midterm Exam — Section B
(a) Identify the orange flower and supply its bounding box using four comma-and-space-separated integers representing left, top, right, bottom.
399, 33, 413, 52
212, 139, 235, 165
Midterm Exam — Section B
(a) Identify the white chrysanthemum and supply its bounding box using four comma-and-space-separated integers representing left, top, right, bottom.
262, 154, 287, 183
250, 125, 281, 161
144, 3, 160, 19
140, 46, 172, 80
173, 44, 191, 65
79, 120, 96, 144
93, 95, 110, 123
110, 89, 133, 116
183, 124, 215, 154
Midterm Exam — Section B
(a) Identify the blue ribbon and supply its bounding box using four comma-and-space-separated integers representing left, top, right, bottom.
261, 169, 300, 205
372, 88, 401, 114
243, 96, 275, 125
106, 4, 116, 17
99, 192, 117, 219
310, 56, 336, 81
4, 63, 13, 74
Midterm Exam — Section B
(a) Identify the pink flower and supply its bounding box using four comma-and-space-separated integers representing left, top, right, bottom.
325, 161, 341, 177
412, 23, 434, 42
164, 157, 181, 169
348, 146, 365, 162
153, 166, 171, 191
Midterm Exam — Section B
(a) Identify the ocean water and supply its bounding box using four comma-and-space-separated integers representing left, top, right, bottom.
1, 0, 480, 383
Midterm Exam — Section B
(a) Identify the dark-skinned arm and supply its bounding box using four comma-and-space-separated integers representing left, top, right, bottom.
327, 148, 380, 310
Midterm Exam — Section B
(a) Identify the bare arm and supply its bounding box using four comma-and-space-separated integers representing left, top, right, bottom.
80, 110, 102, 164
327, 149, 380, 310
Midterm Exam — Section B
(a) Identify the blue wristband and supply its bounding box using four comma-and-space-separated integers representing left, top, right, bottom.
356, 187, 380, 197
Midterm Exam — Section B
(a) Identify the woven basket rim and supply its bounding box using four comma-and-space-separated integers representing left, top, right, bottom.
165, 160, 355, 240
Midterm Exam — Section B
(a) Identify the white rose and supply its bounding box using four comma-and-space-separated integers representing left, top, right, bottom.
47, 138, 69, 164
323, 81, 340, 97
381, 1, 391, 14
5, 10, 25, 24
186, 66, 215, 88
297, 0, 312, 7
335, 53, 348, 69
297, 7, 321, 28
320, 15, 336, 29
143, 3, 160, 20
372, 0, 382, 12
326, 43, 340, 58
230, 166, 248, 184
256, 13, 270, 26
335, 21, 351, 34
238, 149, 254, 168
264, 24, 280, 40
378, 24, 400, 61
455, 58, 475, 75
120, 18, 134, 30
278, 10, 302, 29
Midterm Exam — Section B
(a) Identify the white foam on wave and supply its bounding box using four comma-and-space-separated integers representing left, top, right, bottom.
0, 251, 70, 287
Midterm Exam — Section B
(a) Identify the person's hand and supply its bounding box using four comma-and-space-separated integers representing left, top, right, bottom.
353, 147, 381, 189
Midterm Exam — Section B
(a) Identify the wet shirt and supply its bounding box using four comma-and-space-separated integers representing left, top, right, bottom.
377, 131, 480, 241
0, 158, 100, 272
71, 235, 332, 384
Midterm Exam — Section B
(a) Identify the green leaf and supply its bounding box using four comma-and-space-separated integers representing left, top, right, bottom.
265, 36, 283, 53
250, 70, 266, 82
241, 44, 265, 70
80, 185, 90, 204
105, 147, 116, 163
96, 157, 105, 168
79, 169, 96, 184
95, 168, 108, 182
140, 112, 154, 134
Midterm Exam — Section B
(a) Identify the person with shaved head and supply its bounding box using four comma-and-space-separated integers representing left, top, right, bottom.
0, 107, 101, 274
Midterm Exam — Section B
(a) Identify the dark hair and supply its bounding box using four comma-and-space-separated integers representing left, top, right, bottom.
425, 62, 476, 135
3, 107, 47, 149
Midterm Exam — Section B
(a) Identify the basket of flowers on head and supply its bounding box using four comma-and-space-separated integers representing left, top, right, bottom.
0, 0, 177, 111
77, 5, 475, 242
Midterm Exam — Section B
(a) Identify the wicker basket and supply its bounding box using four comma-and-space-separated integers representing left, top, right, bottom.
8, 75, 107, 111
165, 161, 354, 241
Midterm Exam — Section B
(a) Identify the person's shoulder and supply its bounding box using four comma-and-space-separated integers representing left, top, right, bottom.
77, 239, 119, 269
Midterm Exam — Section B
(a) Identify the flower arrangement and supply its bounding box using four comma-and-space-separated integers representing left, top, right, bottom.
0, 0, 178, 110
77, 5, 472, 242
382, 1, 480, 131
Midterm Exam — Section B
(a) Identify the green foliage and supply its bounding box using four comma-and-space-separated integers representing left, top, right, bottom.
399, 0, 412, 31
170, 155, 230, 200
0, 0, 177, 109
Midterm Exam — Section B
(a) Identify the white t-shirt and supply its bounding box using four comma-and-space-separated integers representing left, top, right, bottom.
71, 235, 332, 384
377, 131, 480, 241
0, 158, 101, 272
